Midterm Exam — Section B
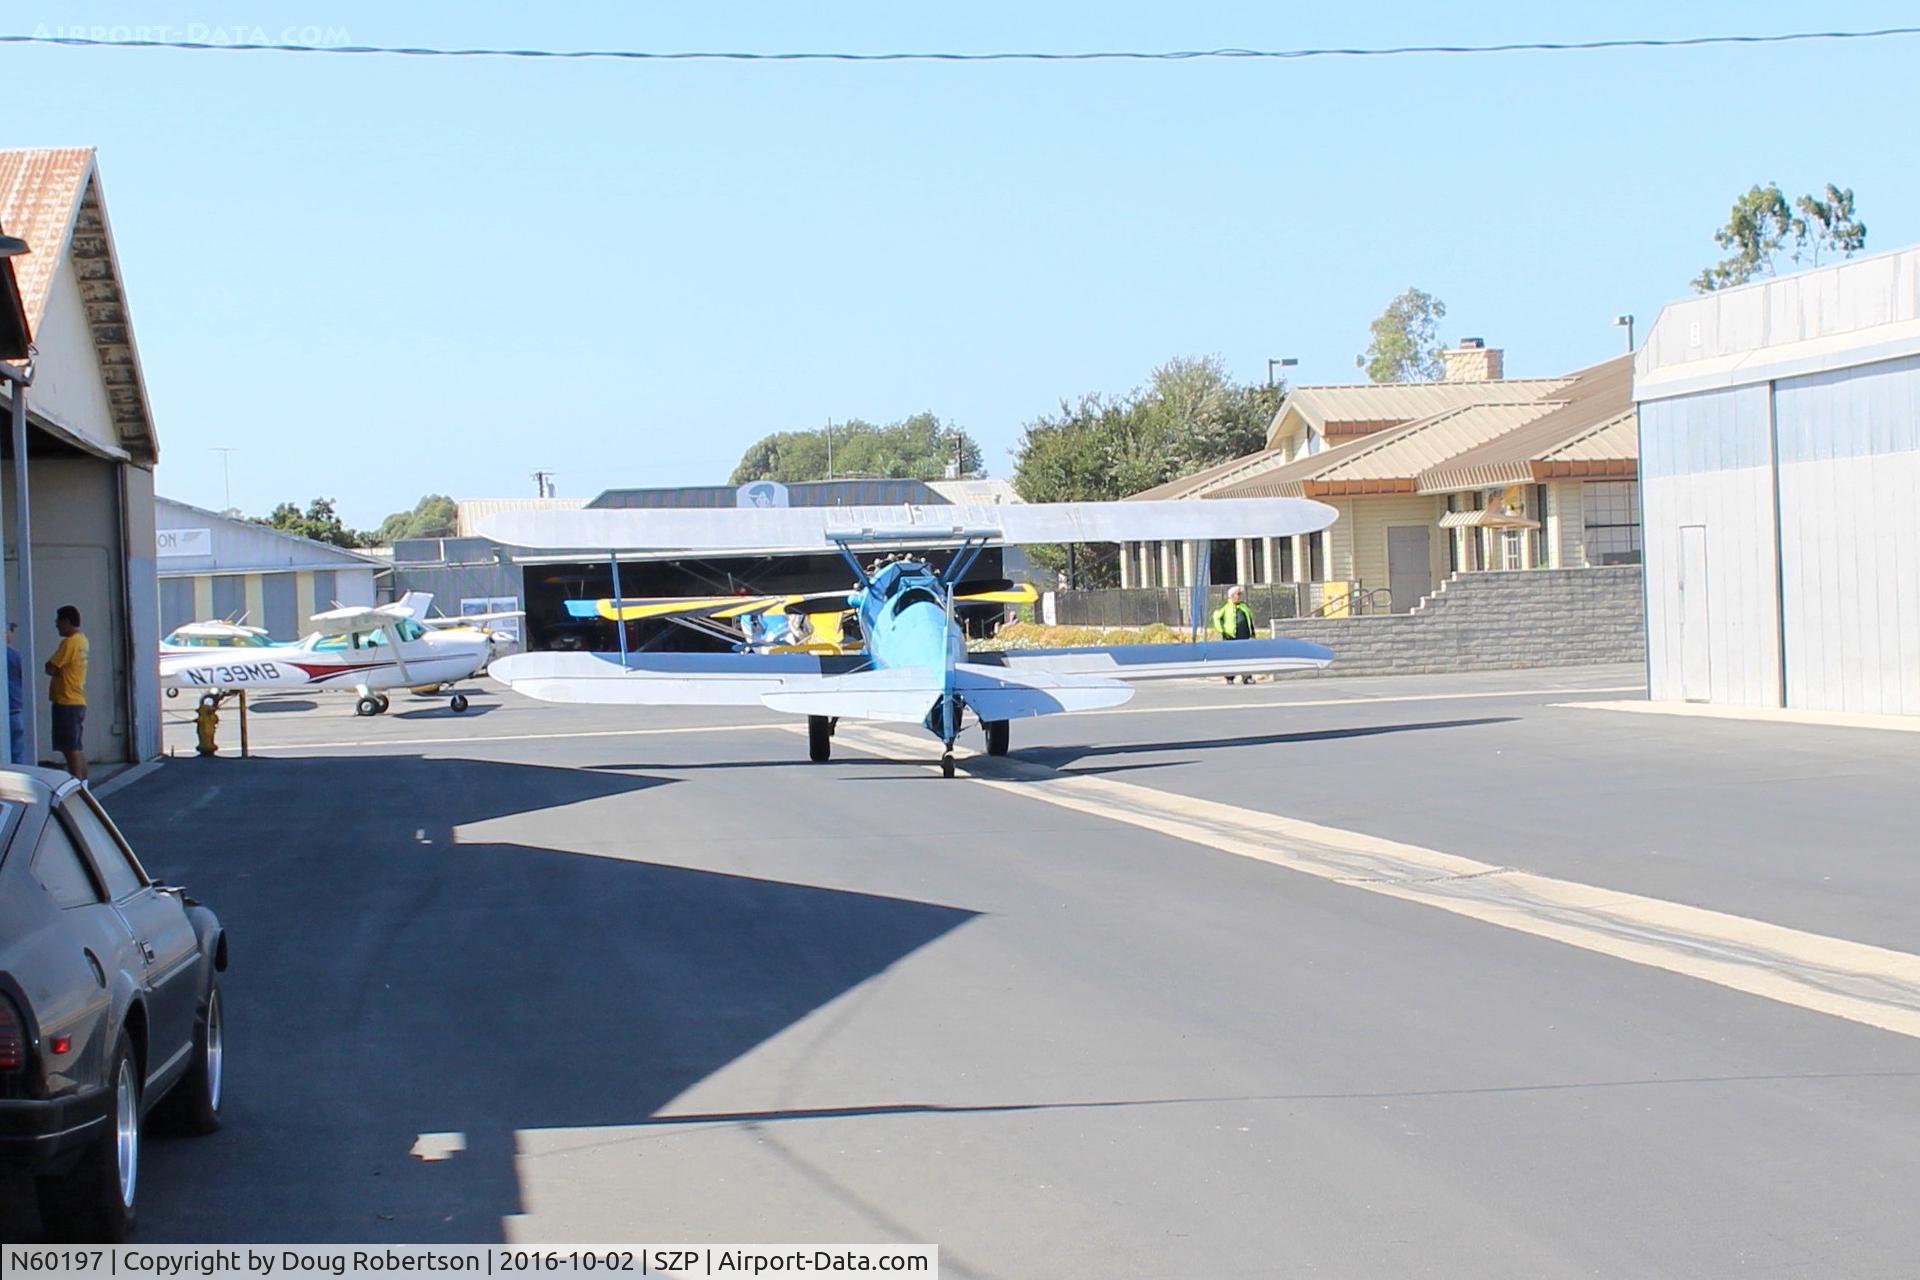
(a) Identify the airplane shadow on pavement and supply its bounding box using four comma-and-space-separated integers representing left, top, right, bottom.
85, 755, 978, 1243
1014, 716, 1519, 770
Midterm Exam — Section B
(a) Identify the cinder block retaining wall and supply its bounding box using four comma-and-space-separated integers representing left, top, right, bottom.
1268, 566, 1645, 678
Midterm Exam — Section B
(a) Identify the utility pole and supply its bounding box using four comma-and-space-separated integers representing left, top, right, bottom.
532, 469, 555, 498
210, 447, 236, 511
824, 418, 833, 480
1614, 314, 1635, 353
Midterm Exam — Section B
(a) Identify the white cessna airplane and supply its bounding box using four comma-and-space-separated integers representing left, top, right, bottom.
159, 593, 496, 716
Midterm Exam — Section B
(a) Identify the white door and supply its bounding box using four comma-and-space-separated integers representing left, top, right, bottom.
1678, 525, 1712, 702
1386, 526, 1432, 614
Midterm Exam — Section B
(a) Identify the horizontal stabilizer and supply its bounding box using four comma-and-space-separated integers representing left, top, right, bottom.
488, 650, 859, 706
951, 664, 1132, 720
760, 668, 944, 723
977, 637, 1333, 682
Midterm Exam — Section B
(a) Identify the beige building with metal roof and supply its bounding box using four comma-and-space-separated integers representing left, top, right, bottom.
1121, 345, 1641, 613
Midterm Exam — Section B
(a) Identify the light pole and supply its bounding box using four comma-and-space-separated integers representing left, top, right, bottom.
1267, 356, 1298, 386
210, 447, 236, 511
1613, 314, 1635, 353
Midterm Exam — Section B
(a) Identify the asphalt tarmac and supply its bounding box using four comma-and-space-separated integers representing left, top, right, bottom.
32, 666, 1920, 1275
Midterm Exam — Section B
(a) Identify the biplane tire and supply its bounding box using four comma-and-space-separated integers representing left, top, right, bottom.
450, 694, 470, 713
807, 715, 832, 762
355, 696, 381, 717
940, 751, 956, 779
984, 720, 1010, 757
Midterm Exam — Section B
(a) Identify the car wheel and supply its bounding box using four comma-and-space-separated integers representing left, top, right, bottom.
38, 1032, 139, 1242
156, 981, 224, 1136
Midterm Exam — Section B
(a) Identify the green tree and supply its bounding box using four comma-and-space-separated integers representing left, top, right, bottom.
371, 493, 458, 545
1010, 357, 1289, 586
729, 412, 983, 484
1792, 183, 1867, 267
1357, 288, 1447, 382
1693, 182, 1867, 291
258, 497, 364, 548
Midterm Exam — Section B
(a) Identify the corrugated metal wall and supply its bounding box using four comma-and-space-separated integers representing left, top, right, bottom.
1774, 355, 1920, 714
1639, 386, 1782, 706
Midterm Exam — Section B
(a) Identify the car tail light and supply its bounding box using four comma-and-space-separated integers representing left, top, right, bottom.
0, 994, 22, 1071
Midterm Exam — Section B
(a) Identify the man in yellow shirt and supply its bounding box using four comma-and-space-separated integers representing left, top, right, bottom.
46, 604, 88, 781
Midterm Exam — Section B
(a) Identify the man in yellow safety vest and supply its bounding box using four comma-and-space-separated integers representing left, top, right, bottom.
1212, 586, 1255, 685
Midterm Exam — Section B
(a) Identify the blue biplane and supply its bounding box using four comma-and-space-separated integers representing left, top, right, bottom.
483, 498, 1338, 776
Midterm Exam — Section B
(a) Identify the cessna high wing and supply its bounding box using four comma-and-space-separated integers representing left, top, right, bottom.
158, 593, 496, 716
482, 498, 1339, 776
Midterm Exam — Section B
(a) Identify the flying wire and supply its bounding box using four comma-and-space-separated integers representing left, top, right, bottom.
1, 26, 1918, 63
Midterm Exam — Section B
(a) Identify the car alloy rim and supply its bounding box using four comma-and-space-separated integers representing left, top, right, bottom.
206, 990, 224, 1110
116, 1058, 139, 1209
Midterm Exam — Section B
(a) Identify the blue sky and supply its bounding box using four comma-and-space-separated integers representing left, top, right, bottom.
6, 1, 1919, 527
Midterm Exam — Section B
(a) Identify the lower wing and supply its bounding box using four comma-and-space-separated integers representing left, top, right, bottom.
488, 650, 864, 706
974, 637, 1333, 681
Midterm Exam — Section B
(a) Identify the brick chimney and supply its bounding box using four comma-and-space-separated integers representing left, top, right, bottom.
1441, 337, 1504, 382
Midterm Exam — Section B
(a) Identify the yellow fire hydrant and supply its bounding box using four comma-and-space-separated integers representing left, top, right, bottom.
194, 699, 220, 756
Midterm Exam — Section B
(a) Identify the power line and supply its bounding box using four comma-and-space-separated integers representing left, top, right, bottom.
2, 26, 1918, 64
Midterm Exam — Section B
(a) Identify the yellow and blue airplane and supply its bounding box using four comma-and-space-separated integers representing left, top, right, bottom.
485, 498, 1338, 776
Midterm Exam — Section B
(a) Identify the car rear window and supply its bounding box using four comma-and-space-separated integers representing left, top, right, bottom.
62, 795, 147, 902
31, 819, 104, 910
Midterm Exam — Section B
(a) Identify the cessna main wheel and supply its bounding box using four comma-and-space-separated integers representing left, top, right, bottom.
355, 696, 381, 717
807, 715, 831, 762
376, 695, 391, 713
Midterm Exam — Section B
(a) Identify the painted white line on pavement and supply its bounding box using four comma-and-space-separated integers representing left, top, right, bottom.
835, 723, 1920, 1042
238, 720, 790, 752
1085, 684, 1643, 719
1561, 700, 1920, 735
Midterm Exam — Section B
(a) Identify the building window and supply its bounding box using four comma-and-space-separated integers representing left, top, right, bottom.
1581, 480, 1642, 565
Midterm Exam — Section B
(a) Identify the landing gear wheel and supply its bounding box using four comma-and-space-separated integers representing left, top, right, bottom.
376, 694, 392, 713
450, 694, 470, 713
197, 693, 220, 712
808, 715, 832, 762
38, 1032, 139, 1241
984, 720, 1010, 757
941, 750, 956, 779
355, 695, 381, 717
165, 687, 179, 699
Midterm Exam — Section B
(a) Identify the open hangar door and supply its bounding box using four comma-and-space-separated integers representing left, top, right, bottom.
518, 546, 1008, 654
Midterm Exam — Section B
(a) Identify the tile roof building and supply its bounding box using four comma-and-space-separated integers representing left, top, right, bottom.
1120, 344, 1641, 612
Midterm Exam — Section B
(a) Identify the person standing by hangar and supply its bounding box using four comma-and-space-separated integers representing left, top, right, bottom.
1213, 585, 1256, 684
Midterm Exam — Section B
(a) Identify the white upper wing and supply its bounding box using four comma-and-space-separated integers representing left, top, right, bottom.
479, 497, 1337, 552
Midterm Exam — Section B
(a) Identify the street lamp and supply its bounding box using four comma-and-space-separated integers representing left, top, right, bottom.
1267, 356, 1298, 386
1613, 314, 1635, 353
